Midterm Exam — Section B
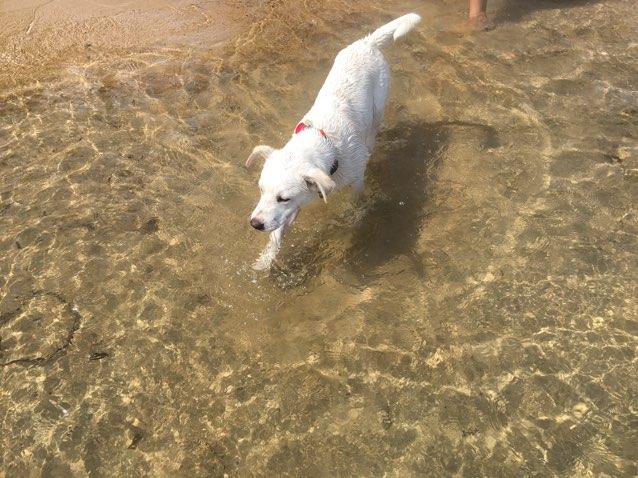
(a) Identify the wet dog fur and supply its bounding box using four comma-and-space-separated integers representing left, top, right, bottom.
246, 13, 421, 270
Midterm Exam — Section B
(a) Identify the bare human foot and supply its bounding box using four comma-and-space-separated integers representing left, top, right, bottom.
459, 12, 494, 32
451, 0, 493, 33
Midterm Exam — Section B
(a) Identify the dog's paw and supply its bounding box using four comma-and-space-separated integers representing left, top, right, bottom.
252, 253, 274, 271
252, 258, 271, 271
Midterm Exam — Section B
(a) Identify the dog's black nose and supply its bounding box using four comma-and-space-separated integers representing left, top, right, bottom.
250, 218, 265, 230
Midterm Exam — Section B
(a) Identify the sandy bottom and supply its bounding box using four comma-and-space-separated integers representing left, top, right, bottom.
1, 0, 637, 476
0, 0, 248, 86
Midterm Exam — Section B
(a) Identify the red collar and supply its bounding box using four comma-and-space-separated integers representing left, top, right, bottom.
294, 121, 326, 138
294, 121, 338, 178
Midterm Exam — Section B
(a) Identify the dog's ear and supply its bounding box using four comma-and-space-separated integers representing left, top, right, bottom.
245, 145, 274, 168
303, 168, 336, 203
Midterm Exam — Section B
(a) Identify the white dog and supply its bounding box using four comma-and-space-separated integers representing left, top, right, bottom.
246, 13, 421, 270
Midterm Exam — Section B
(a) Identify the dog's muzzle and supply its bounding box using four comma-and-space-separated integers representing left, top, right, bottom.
250, 217, 265, 230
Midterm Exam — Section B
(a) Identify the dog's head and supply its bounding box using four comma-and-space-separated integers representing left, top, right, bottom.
246, 131, 336, 232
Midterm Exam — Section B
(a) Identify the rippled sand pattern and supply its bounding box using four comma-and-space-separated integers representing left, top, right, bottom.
1, 0, 637, 476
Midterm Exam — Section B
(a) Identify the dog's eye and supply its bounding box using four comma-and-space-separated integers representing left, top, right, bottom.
276, 195, 290, 203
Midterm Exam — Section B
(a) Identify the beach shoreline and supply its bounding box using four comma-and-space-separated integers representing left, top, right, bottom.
0, 0, 253, 86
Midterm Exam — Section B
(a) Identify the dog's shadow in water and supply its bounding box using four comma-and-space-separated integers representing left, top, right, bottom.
344, 121, 448, 278
271, 120, 498, 287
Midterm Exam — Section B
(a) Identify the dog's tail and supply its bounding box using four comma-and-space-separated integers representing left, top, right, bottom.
365, 13, 421, 49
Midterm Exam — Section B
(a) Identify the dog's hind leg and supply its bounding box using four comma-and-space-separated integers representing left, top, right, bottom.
352, 177, 365, 194
349, 146, 371, 197
372, 61, 390, 133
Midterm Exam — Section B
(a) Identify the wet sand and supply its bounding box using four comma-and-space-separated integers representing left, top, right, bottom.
0, 0, 248, 87
1, 0, 637, 476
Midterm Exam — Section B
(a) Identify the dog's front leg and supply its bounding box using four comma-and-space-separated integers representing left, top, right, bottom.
252, 208, 300, 271
253, 226, 286, 271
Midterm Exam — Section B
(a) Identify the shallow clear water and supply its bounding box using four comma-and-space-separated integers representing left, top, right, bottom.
1, 0, 637, 475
